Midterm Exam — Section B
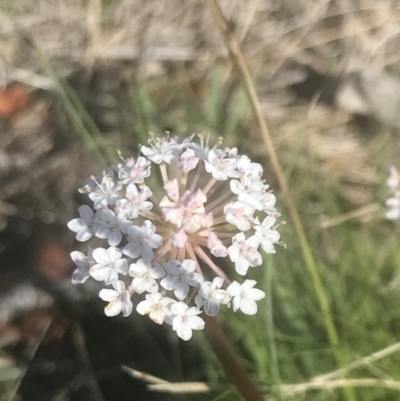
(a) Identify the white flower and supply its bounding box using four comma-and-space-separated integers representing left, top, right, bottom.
68, 205, 98, 242
189, 133, 224, 160
123, 220, 163, 260
160, 260, 203, 300
207, 232, 228, 257
99, 280, 133, 317
116, 184, 153, 219
228, 233, 262, 275
195, 277, 230, 316
96, 209, 132, 246
71, 248, 94, 284
254, 215, 280, 254
227, 280, 265, 315
180, 149, 199, 172
141, 136, 182, 164
171, 302, 205, 341
69, 133, 284, 338
118, 156, 151, 185
237, 155, 263, 178
386, 193, 400, 220
129, 258, 165, 294
136, 292, 175, 324
90, 247, 128, 285
89, 176, 122, 209
204, 150, 241, 181
224, 201, 254, 231
230, 177, 265, 210
387, 166, 399, 192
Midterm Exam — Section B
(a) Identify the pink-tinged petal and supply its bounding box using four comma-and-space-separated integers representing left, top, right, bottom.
99, 289, 118, 302
126, 183, 139, 196
172, 228, 187, 248
105, 300, 123, 317
164, 179, 179, 201
188, 315, 205, 330
240, 298, 258, 315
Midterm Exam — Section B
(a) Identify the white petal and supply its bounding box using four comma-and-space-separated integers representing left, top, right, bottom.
177, 324, 193, 341
204, 298, 220, 316
136, 300, 152, 315
108, 230, 122, 247
240, 298, 258, 315
188, 315, 205, 330
79, 205, 94, 221
99, 289, 118, 302
105, 300, 123, 316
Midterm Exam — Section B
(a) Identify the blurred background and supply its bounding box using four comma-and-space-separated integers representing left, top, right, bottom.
1, 0, 400, 400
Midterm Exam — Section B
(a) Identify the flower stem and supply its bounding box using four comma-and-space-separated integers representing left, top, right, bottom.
204, 2, 355, 400
193, 245, 229, 282
203, 315, 264, 401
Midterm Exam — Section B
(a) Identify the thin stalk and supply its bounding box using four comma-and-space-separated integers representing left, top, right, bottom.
204, 1, 355, 400
203, 315, 264, 401
265, 257, 283, 401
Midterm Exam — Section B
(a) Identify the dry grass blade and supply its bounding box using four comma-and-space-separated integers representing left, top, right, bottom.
279, 378, 400, 398
121, 366, 210, 394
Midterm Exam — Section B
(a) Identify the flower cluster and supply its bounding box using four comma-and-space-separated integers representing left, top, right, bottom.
68, 133, 283, 340
386, 166, 400, 220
